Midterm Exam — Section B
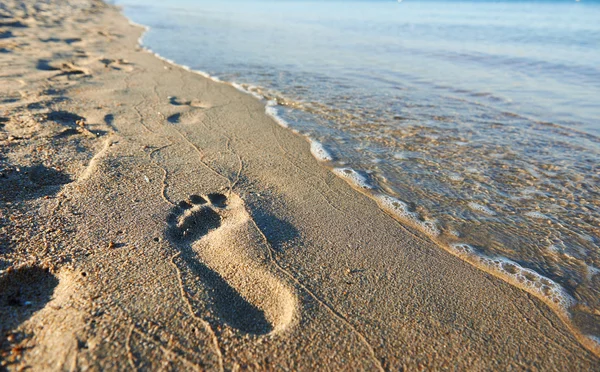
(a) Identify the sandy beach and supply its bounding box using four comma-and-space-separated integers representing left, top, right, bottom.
1, 0, 598, 370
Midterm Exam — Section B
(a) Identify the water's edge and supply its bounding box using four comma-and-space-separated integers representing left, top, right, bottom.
121, 10, 599, 357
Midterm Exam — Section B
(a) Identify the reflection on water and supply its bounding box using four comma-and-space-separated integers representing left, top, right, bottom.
118, 0, 600, 349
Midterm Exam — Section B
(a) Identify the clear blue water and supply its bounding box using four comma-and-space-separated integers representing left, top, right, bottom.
115, 0, 600, 341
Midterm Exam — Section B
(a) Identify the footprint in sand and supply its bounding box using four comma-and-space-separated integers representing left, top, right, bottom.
0, 266, 58, 363
167, 192, 297, 335
99, 58, 134, 72
36, 59, 91, 77
1, 267, 94, 369
168, 96, 211, 109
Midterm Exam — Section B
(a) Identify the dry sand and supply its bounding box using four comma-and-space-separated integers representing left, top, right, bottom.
0, 0, 598, 370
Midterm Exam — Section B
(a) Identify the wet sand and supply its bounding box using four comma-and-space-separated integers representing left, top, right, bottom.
0, 0, 598, 370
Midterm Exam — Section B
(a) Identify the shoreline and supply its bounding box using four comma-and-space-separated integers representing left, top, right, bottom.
123, 3, 600, 356
1, 0, 598, 369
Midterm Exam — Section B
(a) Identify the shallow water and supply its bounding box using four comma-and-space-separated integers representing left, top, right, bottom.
115, 0, 600, 341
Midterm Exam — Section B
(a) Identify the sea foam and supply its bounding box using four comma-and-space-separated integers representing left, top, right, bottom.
309, 139, 333, 162
265, 100, 290, 128
231, 82, 264, 100
333, 168, 372, 189
468, 202, 497, 216
449, 243, 573, 311
524, 211, 549, 219
375, 194, 441, 237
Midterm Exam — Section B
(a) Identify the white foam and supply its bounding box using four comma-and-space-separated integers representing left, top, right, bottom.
417, 219, 441, 237
376, 194, 413, 216
524, 211, 549, 219
486, 257, 573, 309
264, 100, 290, 128
547, 244, 562, 253
247, 86, 265, 99
522, 187, 538, 196
333, 168, 373, 190
449, 242, 573, 311
192, 68, 221, 82
127, 19, 150, 46
468, 202, 497, 216
128, 19, 150, 32
231, 82, 264, 100
449, 230, 461, 237
524, 166, 541, 178
375, 195, 441, 237
393, 151, 421, 160
449, 242, 476, 256
309, 139, 333, 162
448, 173, 464, 182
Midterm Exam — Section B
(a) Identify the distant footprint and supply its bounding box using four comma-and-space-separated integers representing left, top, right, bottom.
1, 30, 14, 39
36, 59, 91, 76
168, 96, 211, 109
166, 112, 182, 124
167, 193, 296, 335
99, 58, 134, 72
0, 266, 58, 363
39, 37, 81, 44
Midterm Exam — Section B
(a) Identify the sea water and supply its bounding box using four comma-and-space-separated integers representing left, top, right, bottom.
114, 0, 600, 344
